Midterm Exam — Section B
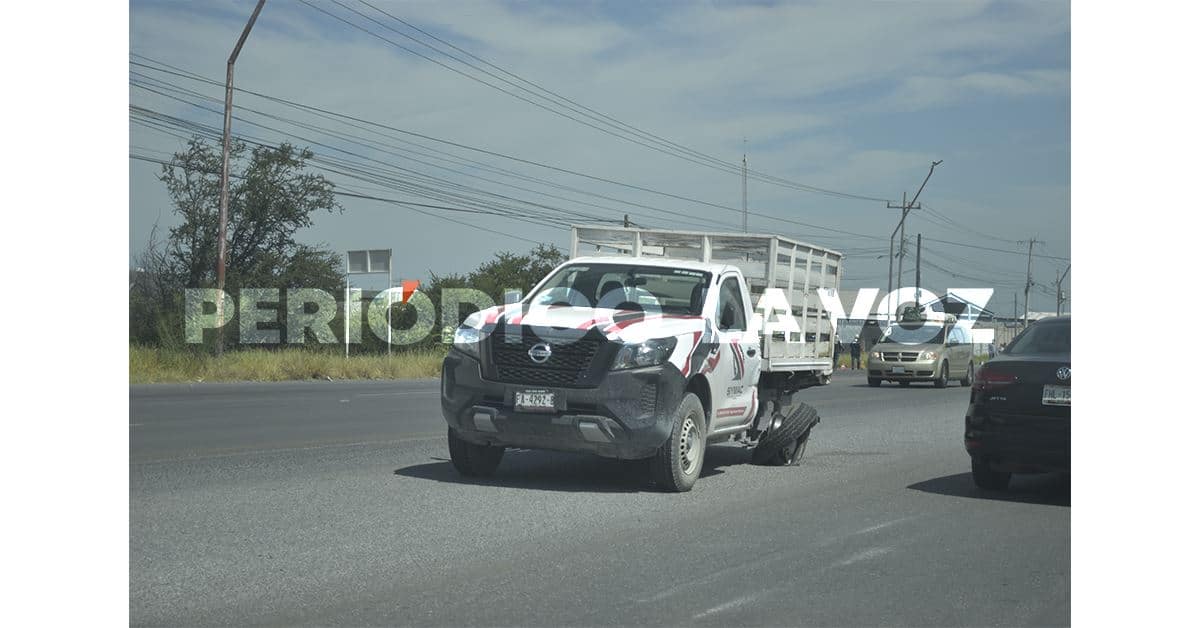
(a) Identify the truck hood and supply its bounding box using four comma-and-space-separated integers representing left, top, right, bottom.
473, 304, 706, 344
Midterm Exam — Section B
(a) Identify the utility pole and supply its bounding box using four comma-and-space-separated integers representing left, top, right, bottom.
741, 149, 748, 233
215, 0, 267, 355
1055, 263, 1071, 316
885, 160, 942, 322
915, 233, 922, 307
1023, 237, 1037, 327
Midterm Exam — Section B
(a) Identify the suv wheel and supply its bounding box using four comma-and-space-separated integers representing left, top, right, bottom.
447, 427, 505, 477
868, 377, 881, 387
933, 361, 949, 388
960, 361, 974, 387
971, 458, 1011, 490
653, 393, 706, 492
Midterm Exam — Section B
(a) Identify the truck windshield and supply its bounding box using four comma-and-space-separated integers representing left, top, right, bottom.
530, 263, 711, 315
878, 323, 946, 345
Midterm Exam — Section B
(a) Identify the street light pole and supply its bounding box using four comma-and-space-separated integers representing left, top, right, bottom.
215, 0, 267, 355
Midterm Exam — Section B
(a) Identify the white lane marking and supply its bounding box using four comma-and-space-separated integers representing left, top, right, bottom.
834, 546, 893, 567
853, 515, 917, 536
692, 592, 765, 620
129, 423, 145, 427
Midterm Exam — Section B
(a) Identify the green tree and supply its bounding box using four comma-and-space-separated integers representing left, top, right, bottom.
159, 137, 342, 292
131, 136, 343, 348
464, 244, 566, 302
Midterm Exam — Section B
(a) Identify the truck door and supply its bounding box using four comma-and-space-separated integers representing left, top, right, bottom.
708, 273, 763, 431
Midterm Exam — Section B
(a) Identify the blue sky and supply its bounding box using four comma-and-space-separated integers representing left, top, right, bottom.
129, 0, 1070, 311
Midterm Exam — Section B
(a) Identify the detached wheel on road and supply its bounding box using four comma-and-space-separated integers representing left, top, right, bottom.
960, 361, 974, 387
933, 362, 949, 388
971, 458, 1011, 491
447, 427, 505, 477
653, 393, 707, 492
868, 377, 881, 388
753, 403, 819, 466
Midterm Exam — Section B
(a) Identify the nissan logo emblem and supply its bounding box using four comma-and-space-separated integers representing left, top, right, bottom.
528, 343, 552, 364
1056, 366, 1070, 381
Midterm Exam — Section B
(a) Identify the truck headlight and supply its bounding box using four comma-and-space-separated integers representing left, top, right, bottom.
453, 326, 482, 359
920, 350, 939, 360
612, 337, 677, 370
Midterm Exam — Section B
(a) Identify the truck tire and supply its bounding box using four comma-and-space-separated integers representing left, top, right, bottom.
971, 458, 1011, 491
752, 402, 819, 466
652, 393, 707, 492
933, 362, 949, 388
960, 361, 974, 387
447, 427, 505, 477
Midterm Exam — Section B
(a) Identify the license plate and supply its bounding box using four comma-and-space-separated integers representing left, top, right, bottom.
1042, 385, 1071, 406
515, 389, 556, 412
891, 366, 906, 374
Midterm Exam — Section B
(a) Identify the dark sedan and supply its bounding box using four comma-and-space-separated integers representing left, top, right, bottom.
964, 317, 1070, 490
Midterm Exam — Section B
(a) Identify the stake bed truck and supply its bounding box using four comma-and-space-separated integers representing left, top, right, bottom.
441, 225, 844, 491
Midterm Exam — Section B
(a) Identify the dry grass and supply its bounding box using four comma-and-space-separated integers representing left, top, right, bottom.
129, 345, 446, 383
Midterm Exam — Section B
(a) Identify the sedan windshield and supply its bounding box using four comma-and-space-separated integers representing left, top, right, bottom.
1006, 321, 1070, 355
530, 263, 711, 315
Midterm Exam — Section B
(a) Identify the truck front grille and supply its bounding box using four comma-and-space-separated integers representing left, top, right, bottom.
489, 331, 604, 388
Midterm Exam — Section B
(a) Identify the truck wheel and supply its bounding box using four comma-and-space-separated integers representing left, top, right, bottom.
868, 377, 881, 387
960, 361, 974, 387
753, 403, 819, 466
652, 393, 706, 492
971, 458, 1011, 491
447, 427, 505, 477
933, 362, 949, 388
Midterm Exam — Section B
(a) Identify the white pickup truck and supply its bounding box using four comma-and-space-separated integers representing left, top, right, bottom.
440, 226, 844, 491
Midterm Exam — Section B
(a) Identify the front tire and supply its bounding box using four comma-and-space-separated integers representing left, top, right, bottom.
447, 427, 505, 477
960, 361, 974, 387
934, 361, 949, 388
652, 393, 707, 492
971, 458, 1011, 490
868, 377, 881, 387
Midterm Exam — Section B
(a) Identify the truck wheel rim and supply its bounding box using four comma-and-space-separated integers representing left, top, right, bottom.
680, 416, 700, 474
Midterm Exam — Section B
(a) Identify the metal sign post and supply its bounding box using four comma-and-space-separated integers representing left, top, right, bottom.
345, 249, 393, 358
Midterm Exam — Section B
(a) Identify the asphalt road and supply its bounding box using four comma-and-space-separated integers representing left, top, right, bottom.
130, 373, 1069, 626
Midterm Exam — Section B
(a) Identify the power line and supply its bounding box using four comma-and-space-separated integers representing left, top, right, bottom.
317, 0, 890, 203
129, 152, 561, 249
128, 56, 882, 241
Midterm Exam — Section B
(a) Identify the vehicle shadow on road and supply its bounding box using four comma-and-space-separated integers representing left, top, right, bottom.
907, 472, 1071, 507
393, 448, 733, 494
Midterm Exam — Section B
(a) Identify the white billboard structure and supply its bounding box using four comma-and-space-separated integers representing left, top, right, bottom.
345, 249, 393, 357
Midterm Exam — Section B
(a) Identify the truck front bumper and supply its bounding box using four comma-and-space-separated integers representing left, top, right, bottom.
440, 352, 686, 459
